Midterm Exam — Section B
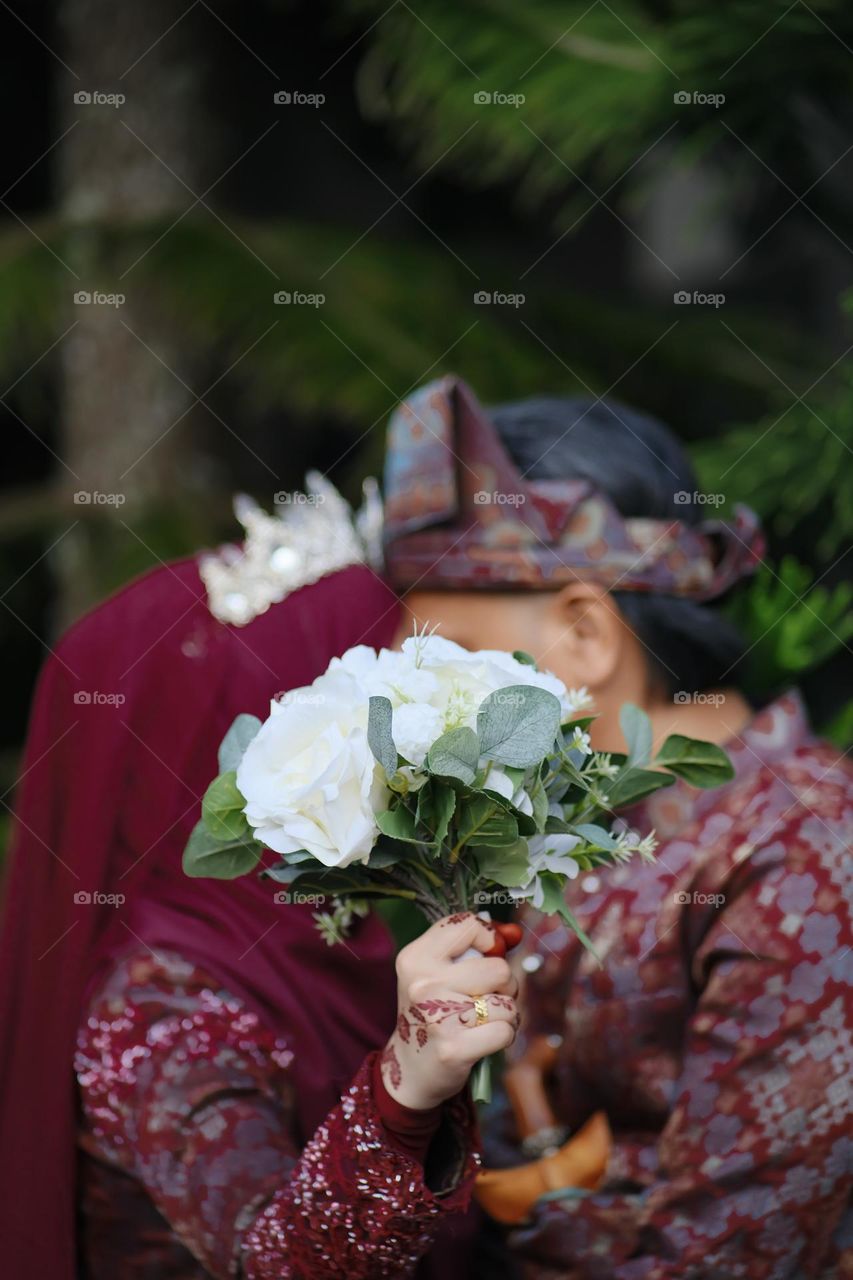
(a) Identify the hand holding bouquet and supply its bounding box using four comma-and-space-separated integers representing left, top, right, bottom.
184, 629, 733, 1099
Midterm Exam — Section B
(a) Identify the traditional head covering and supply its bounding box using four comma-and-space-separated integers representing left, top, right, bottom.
0, 557, 402, 1279
383, 375, 764, 600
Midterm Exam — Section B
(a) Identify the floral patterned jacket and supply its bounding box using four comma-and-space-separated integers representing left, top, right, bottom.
75, 951, 478, 1279
510, 692, 852, 1279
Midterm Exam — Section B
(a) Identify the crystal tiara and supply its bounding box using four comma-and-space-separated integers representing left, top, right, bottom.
199, 471, 384, 626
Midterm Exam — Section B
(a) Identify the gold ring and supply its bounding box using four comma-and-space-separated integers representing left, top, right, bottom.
474, 996, 489, 1026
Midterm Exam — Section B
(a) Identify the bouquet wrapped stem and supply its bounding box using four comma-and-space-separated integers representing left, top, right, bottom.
184, 632, 734, 1106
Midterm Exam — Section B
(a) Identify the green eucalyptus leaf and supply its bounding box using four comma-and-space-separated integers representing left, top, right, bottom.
475, 838, 530, 887
573, 822, 619, 851
655, 735, 736, 787
457, 794, 519, 847
217, 713, 262, 774
426, 726, 480, 785
415, 778, 456, 847
605, 767, 675, 810
201, 771, 251, 841
619, 703, 653, 767
478, 685, 562, 767
536, 871, 600, 961
376, 805, 422, 844
182, 818, 263, 879
367, 696, 398, 777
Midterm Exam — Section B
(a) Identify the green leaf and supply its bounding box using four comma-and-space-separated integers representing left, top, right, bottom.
512, 649, 537, 667
528, 771, 549, 832
457, 794, 519, 847
477, 685, 562, 767
201, 771, 251, 841
655, 735, 736, 787
475, 838, 530, 887
367, 695, 398, 777
182, 818, 263, 879
572, 822, 619, 851
376, 805, 422, 844
415, 778, 456, 847
619, 703, 653, 767
536, 871, 600, 962
425, 725, 479, 785
217, 713, 262, 773
605, 767, 675, 810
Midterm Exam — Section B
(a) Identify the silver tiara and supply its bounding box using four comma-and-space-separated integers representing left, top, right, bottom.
199, 471, 385, 626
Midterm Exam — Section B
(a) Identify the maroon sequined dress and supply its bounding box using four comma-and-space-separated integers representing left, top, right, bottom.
75, 950, 479, 1278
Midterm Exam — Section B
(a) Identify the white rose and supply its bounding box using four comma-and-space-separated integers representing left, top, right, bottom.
236, 668, 385, 867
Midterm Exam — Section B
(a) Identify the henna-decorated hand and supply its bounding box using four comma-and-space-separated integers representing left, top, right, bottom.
380, 913, 521, 1111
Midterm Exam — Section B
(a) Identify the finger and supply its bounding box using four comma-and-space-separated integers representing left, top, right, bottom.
482, 921, 524, 957
441, 955, 517, 996
445, 988, 517, 1029
458, 1018, 520, 1062
423, 912, 497, 962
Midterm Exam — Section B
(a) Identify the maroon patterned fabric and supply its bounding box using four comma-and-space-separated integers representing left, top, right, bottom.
507, 692, 852, 1279
382, 376, 764, 600
76, 950, 479, 1279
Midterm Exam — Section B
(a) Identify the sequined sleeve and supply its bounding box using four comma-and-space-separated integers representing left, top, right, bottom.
75, 952, 478, 1279
510, 793, 852, 1279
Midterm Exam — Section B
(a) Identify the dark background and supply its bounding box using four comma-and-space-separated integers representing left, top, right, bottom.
2, 0, 852, 846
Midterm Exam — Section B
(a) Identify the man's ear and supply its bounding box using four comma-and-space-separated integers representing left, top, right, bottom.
543, 582, 624, 688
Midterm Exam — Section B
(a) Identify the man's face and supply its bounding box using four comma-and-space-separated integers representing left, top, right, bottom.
392, 589, 588, 692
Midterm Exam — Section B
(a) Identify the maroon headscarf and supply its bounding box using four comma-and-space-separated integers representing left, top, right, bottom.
383, 376, 765, 599
0, 556, 402, 1279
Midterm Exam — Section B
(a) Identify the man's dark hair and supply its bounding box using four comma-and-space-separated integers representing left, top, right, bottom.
489, 395, 748, 698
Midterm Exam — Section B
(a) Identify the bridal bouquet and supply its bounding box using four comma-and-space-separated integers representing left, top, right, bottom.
184, 629, 733, 1099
